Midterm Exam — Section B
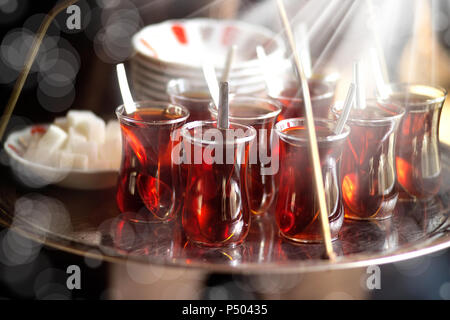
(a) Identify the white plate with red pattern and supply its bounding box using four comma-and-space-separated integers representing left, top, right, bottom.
131, 18, 285, 70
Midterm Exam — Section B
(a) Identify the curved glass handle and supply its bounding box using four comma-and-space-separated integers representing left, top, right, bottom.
323, 158, 339, 217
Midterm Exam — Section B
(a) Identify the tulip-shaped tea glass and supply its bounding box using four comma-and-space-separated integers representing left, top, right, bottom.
116, 101, 189, 223
333, 101, 405, 220
274, 118, 349, 243
167, 79, 213, 121
268, 75, 337, 121
209, 97, 282, 215
379, 84, 447, 200
180, 121, 256, 247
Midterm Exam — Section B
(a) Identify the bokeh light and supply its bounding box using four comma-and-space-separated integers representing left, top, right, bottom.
0, 0, 26, 25
13, 194, 72, 238
439, 282, 450, 300
0, 29, 36, 72
206, 286, 229, 300
232, 273, 303, 296
125, 260, 161, 285
394, 256, 432, 277
34, 268, 72, 300
0, 252, 51, 298
93, 1, 141, 63
36, 38, 80, 113
0, 229, 41, 266
84, 249, 103, 269
96, 0, 121, 9
23, 13, 60, 39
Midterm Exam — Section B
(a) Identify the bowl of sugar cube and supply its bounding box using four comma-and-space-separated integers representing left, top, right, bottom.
4, 110, 122, 189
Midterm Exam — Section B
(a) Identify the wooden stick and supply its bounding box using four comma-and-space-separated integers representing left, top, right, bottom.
276, 0, 336, 260
0, 0, 80, 141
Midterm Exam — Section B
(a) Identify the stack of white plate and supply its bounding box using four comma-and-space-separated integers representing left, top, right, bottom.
130, 18, 285, 101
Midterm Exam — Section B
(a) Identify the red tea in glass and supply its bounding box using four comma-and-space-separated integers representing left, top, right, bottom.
333, 101, 404, 220
379, 84, 447, 200
209, 97, 282, 215
116, 101, 189, 223
268, 76, 337, 122
180, 121, 256, 247
274, 119, 349, 243
167, 78, 213, 121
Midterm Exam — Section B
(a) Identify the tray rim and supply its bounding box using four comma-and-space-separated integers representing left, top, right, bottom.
0, 203, 448, 274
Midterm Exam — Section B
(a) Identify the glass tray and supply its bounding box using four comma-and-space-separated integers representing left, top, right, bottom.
0, 145, 449, 274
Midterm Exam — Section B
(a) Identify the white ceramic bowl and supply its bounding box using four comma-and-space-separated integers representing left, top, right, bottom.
4, 125, 118, 190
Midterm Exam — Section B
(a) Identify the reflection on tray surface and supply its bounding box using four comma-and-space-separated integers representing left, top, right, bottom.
1, 171, 448, 268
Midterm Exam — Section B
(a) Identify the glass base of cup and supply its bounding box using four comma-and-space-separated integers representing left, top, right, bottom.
120, 211, 176, 224
278, 231, 339, 244
250, 209, 270, 219
397, 189, 438, 202
344, 213, 393, 221
187, 238, 245, 248
249, 196, 275, 217
343, 192, 398, 221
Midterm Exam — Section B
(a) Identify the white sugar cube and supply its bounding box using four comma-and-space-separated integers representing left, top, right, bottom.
23, 110, 115, 171
66, 110, 96, 128
59, 152, 88, 170
90, 159, 109, 170
88, 117, 105, 144
23, 133, 42, 160
59, 151, 75, 169
98, 141, 122, 170
48, 150, 62, 167
109, 139, 122, 170
101, 120, 122, 170
72, 153, 88, 170
106, 120, 121, 139
65, 127, 87, 151
54, 117, 68, 131
71, 141, 98, 167
37, 125, 67, 153
67, 110, 100, 142
32, 147, 61, 167
73, 116, 106, 144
